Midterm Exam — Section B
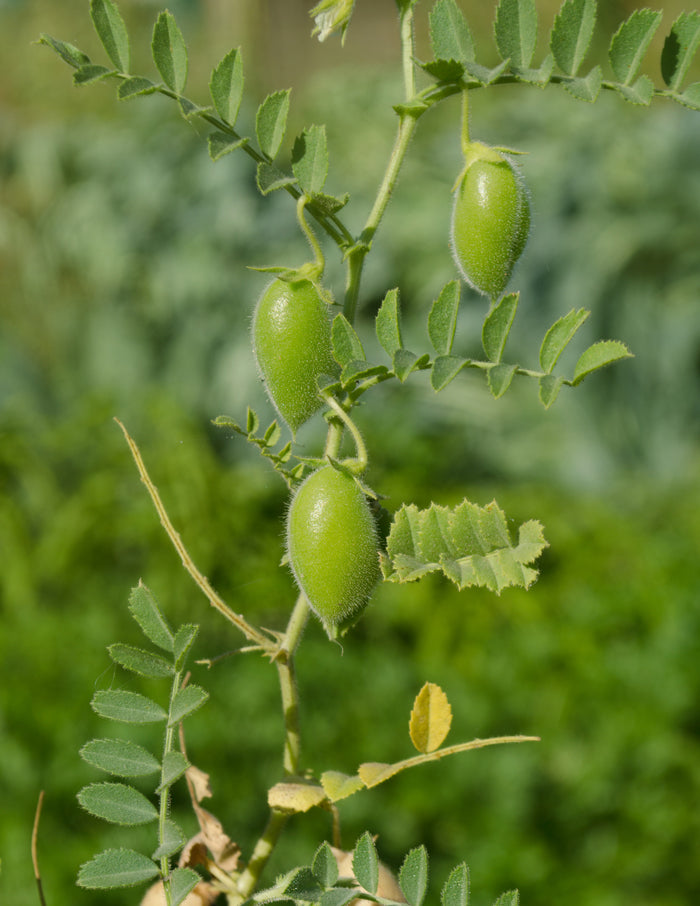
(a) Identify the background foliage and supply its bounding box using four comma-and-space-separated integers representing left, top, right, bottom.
1, 2, 699, 905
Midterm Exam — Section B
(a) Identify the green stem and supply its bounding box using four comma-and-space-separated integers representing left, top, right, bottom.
276, 593, 309, 775
235, 809, 289, 901
297, 195, 326, 277
159, 670, 183, 906
460, 87, 471, 155
400, 2, 416, 101
323, 395, 369, 473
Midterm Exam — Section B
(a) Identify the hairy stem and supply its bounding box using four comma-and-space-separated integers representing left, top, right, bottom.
160, 670, 184, 906
277, 593, 309, 776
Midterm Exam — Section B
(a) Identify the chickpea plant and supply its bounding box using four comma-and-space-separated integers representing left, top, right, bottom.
38, 1, 700, 905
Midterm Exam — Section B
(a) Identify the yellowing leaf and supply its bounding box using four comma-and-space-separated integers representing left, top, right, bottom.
409, 682, 452, 753
320, 771, 365, 802
357, 762, 403, 788
267, 781, 327, 813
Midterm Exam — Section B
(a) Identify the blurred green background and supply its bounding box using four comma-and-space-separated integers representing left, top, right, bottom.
1, 1, 700, 905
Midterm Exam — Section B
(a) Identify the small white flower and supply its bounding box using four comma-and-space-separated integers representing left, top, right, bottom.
310, 0, 356, 44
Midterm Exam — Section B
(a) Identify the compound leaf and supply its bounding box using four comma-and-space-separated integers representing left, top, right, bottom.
152, 10, 188, 94
661, 12, 700, 90
571, 340, 632, 384
80, 739, 160, 778
608, 9, 662, 85
381, 500, 548, 594
494, 0, 538, 70
400, 847, 429, 906
77, 849, 159, 889
292, 125, 328, 195
210, 47, 244, 125
256, 90, 291, 160
78, 782, 158, 826
409, 682, 452, 754
550, 0, 597, 76
429, 0, 475, 64
90, 0, 130, 72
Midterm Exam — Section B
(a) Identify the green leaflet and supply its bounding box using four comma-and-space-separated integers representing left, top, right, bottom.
381, 499, 548, 593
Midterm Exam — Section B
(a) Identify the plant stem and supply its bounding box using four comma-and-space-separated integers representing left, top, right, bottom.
460, 87, 471, 155
276, 593, 309, 776
236, 809, 289, 901
160, 670, 183, 906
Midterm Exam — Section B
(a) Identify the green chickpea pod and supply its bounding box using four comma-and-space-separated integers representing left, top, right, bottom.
286, 464, 381, 629
252, 278, 338, 434
451, 142, 531, 300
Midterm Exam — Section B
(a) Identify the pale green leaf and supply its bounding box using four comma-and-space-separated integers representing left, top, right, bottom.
376, 288, 403, 357
487, 363, 517, 398
492, 892, 519, 906
393, 349, 423, 382
539, 308, 589, 372
292, 124, 328, 195
494, 0, 538, 70
614, 74, 654, 105
91, 690, 167, 724
77, 849, 159, 889
170, 868, 202, 906
256, 90, 291, 160
319, 891, 358, 906
210, 47, 244, 124
332, 314, 366, 366
118, 76, 157, 100
173, 624, 199, 668
441, 863, 470, 906
152, 819, 187, 859
357, 761, 403, 787
256, 161, 296, 194
312, 842, 339, 888
571, 339, 632, 385
538, 374, 565, 409
284, 867, 323, 902
431, 355, 469, 391
73, 64, 113, 85
550, 0, 597, 76
157, 751, 190, 790
128, 582, 173, 652
90, 0, 130, 72
428, 281, 460, 356
482, 293, 519, 363
353, 832, 379, 896
152, 10, 188, 94
78, 782, 158, 825
421, 59, 465, 82
409, 682, 453, 753
677, 82, 700, 109
383, 500, 548, 593
38, 34, 91, 69
80, 738, 160, 778
320, 770, 365, 802
662, 12, 700, 90
564, 64, 602, 101
400, 846, 429, 906
429, 0, 475, 64
608, 9, 662, 85
108, 643, 174, 678
169, 685, 208, 725
308, 192, 350, 216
